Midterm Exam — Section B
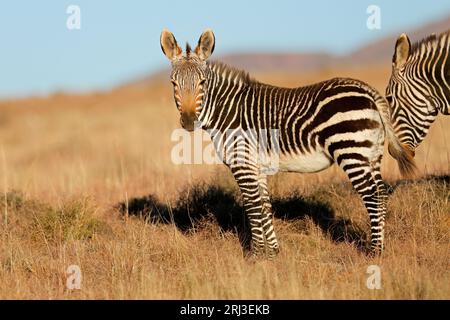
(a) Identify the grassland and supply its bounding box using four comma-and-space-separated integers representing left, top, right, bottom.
0, 64, 449, 299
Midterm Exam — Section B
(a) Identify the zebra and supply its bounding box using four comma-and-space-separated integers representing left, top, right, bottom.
160, 29, 416, 257
386, 30, 449, 157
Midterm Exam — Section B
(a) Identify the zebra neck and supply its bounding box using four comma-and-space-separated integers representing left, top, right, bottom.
409, 34, 450, 115
429, 62, 448, 114
198, 61, 250, 129
442, 56, 450, 114
404, 62, 450, 115
430, 61, 450, 114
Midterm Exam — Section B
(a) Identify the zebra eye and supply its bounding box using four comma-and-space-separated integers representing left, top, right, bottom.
171, 79, 178, 86
198, 78, 206, 86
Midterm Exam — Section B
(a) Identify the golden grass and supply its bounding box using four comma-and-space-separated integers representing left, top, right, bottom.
0, 65, 449, 299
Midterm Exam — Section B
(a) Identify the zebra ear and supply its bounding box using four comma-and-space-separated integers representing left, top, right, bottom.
195, 29, 215, 60
160, 29, 182, 61
393, 33, 411, 69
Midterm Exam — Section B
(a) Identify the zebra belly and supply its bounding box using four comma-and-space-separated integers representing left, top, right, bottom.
278, 151, 332, 173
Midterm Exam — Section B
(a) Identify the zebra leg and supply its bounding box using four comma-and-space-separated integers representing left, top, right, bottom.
258, 174, 279, 257
340, 160, 387, 253
229, 164, 267, 256
370, 161, 388, 233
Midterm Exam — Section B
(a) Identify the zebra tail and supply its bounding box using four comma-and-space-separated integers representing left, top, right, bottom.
374, 95, 418, 178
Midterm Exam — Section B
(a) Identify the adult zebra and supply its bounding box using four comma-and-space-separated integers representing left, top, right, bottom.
160, 29, 415, 257
386, 30, 449, 157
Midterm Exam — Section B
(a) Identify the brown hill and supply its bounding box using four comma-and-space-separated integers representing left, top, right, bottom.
346, 15, 450, 66
140, 14, 449, 84
221, 15, 450, 73
219, 52, 333, 73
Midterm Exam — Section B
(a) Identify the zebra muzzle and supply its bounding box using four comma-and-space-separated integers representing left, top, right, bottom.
180, 112, 198, 131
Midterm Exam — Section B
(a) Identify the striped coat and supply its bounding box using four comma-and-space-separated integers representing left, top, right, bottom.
161, 29, 416, 257
386, 30, 449, 156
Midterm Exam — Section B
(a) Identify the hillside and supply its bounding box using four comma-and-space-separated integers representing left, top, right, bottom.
135, 14, 450, 84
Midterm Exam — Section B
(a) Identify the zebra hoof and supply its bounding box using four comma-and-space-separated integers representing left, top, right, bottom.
244, 250, 264, 260
267, 246, 280, 260
256, 247, 280, 260
369, 243, 384, 256
245, 245, 279, 260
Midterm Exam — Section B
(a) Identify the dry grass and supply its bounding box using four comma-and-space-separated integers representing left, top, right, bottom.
0, 65, 449, 299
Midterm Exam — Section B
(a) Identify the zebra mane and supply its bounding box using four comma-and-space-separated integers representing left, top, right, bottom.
410, 30, 450, 57
207, 60, 256, 86
185, 43, 192, 57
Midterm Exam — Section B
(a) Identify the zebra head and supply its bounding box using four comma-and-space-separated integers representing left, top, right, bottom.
386, 33, 439, 157
160, 29, 215, 131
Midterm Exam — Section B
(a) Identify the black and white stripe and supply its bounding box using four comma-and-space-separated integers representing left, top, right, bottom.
386, 31, 450, 154
161, 29, 416, 257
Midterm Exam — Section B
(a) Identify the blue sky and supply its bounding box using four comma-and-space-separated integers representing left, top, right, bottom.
0, 0, 449, 98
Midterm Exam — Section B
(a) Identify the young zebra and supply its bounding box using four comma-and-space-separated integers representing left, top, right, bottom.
160, 29, 416, 257
386, 30, 449, 157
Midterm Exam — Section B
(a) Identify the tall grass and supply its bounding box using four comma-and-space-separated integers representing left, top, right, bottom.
0, 65, 448, 299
